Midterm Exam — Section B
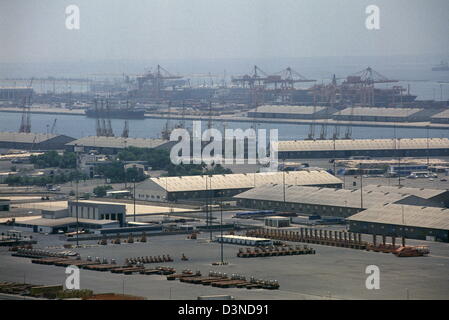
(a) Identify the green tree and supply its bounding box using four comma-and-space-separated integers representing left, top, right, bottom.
93, 185, 113, 197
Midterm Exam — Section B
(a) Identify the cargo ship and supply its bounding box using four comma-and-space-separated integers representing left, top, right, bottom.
432, 61, 449, 71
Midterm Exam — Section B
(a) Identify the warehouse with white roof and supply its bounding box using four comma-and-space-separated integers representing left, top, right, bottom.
66, 136, 173, 154
347, 204, 449, 242
135, 170, 342, 202
234, 184, 449, 217
247, 105, 335, 119
0, 132, 75, 150
275, 138, 449, 158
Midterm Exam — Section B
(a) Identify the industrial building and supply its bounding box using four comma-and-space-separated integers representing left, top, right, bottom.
234, 184, 449, 217
0, 87, 33, 100
362, 185, 449, 207
431, 109, 449, 124
12, 217, 119, 234
264, 216, 291, 228
247, 105, 335, 120
275, 138, 449, 159
215, 235, 273, 246
135, 170, 342, 202
0, 198, 10, 211
333, 107, 436, 122
0, 132, 75, 150
68, 200, 126, 226
347, 204, 449, 242
66, 136, 173, 154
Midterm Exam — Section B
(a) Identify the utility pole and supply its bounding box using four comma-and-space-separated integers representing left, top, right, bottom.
282, 158, 286, 204
398, 138, 402, 186
426, 126, 430, 167
220, 201, 224, 264
360, 174, 363, 209
74, 146, 80, 247
133, 179, 136, 222
209, 175, 213, 241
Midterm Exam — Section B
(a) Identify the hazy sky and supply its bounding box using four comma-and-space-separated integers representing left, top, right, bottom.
1, 0, 448, 63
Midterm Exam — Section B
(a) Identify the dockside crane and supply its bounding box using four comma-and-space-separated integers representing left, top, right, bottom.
344, 67, 398, 106
50, 118, 57, 134
137, 65, 183, 99
122, 120, 129, 138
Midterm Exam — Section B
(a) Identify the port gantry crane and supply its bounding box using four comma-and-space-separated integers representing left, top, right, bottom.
341, 67, 398, 139
265, 67, 316, 103
136, 65, 183, 100
231, 65, 270, 107
18, 78, 34, 133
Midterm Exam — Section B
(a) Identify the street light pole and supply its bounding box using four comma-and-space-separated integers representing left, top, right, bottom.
220, 201, 224, 264
74, 146, 80, 248
133, 179, 136, 223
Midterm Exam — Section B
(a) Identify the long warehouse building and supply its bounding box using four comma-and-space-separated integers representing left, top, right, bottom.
275, 138, 449, 159
0, 132, 75, 150
66, 136, 173, 154
234, 184, 449, 217
135, 170, 342, 202
347, 203, 449, 242
247, 105, 336, 120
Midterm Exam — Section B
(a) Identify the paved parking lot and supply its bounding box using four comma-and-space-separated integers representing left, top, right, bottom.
1, 226, 448, 300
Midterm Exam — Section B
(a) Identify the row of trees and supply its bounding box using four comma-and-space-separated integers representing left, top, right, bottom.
5, 171, 87, 186
165, 162, 232, 177
96, 162, 147, 183
30, 151, 77, 169
116, 147, 170, 170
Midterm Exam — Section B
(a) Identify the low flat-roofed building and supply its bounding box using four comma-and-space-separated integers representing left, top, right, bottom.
66, 136, 173, 154
347, 203, 449, 242
431, 109, 449, 124
276, 138, 449, 159
215, 234, 273, 246
0, 132, 75, 150
334, 107, 425, 122
135, 170, 342, 202
234, 184, 446, 217
0, 87, 33, 100
13, 217, 119, 234
68, 200, 126, 226
264, 216, 291, 228
0, 198, 10, 211
247, 105, 335, 120
41, 208, 69, 219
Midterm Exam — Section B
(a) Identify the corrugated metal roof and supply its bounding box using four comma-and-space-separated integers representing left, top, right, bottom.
66, 136, 169, 149
249, 105, 326, 115
148, 170, 342, 192
276, 138, 449, 152
338, 107, 422, 117
362, 185, 447, 200
347, 204, 449, 230
234, 184, 412, 209
0, 132, 60, 144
